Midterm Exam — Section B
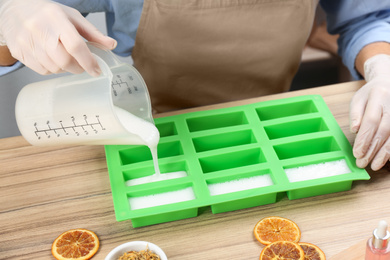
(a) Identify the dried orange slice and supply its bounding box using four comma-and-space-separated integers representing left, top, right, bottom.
254, 216, 301, 245
299, 242, 326, 260
51, 228, 99, 260
260, 241, 305, 260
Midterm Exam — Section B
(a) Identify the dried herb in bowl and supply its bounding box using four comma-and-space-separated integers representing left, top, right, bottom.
118, 247, 161, 260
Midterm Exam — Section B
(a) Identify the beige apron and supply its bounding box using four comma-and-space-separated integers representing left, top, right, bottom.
132, 0, 318, 113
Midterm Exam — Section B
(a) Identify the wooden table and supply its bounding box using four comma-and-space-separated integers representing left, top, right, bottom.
1, 80, 389, 260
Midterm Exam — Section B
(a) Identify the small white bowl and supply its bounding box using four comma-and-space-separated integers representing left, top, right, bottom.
105, 241, 168, 260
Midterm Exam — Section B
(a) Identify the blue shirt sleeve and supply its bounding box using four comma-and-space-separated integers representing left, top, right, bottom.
0, 61, 24, 77
320, 1, 390, 79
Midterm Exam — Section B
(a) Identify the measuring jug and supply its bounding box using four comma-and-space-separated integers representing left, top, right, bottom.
15, 43, 155, 146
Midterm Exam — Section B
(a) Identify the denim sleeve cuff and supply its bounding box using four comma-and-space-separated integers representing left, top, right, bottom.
0, 61, 23, 77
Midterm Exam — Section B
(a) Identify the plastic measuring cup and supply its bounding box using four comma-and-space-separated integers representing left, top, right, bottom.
15, 43, 155, 146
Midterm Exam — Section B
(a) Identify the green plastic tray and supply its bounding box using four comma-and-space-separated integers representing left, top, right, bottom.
105, 95, 370, 227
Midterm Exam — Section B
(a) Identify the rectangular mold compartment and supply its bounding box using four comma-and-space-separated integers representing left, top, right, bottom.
284, 158, 351, 183
199, 148, 266, 173
119, 145, 151, 166
186, 111, 248, 132
126, 183, 199, 227
286, 180, 353, 200
192, 129, 257, 152
206, 169, 277, 213
256, 99, 318, 121
155, 121, 178, 137
273, 136, 341, 160
123, 161, 189, 186
284, 157, 363, 200
264, 117, 329, 140
119, 140, 184, 166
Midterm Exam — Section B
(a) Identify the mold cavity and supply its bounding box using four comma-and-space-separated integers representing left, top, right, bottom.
124, 161, 189, 186
273, 136, 340, 160
157, 141, 184, 158
264, 117, 328, 140
128, 185, 196, 210
186, 111, 248, 132
285, 159, 351, 182
256, 100, 318, 121
126, 171, 187, 186
199, 148, 266, 173
119, 145, 151, 165
155, 121, 177, 137
119, 141, 183, 165
192, 130, 256, 152
207, 170, 273, 196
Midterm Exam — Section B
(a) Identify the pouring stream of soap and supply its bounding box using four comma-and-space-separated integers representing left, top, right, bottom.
114, 106, 161, 176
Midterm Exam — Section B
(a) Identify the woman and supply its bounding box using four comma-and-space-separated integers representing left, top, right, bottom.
1, 0, 390, 171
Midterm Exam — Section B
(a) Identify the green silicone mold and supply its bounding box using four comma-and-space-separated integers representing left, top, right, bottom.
105, 95, 370, 227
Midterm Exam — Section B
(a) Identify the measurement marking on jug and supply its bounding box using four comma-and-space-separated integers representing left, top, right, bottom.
34, 115, 105, 139
112, 74, 130, 96
111, 73, 140, 96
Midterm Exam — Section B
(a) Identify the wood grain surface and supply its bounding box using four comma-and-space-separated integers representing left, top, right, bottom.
329, 239, 366, 260
1, 80, 389, 260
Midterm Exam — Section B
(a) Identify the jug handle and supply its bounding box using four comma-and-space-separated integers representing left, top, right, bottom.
92, 53, 113, 81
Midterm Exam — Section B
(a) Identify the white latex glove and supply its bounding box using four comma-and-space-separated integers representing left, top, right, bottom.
350, 54, 390, 171
0, 0, 117, 76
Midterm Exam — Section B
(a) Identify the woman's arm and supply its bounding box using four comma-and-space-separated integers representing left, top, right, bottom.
0, 0, 116, 76
321, 1, 390, 170
0, 45, 17, 66
355, 42, 390, 78
350, 42, 390, 171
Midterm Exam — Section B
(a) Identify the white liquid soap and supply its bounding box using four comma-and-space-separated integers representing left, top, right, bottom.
285, 159, 350, 182
126, 171, 187, 186
114, 106, 160, 149
128, 187, 196, 210
114, 106, 162, 177
207, 175, 273, 196
114, 106, 188, 186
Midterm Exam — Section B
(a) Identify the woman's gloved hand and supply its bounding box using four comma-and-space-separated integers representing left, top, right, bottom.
0, 0, 117, 76
350, 54, 390, 171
